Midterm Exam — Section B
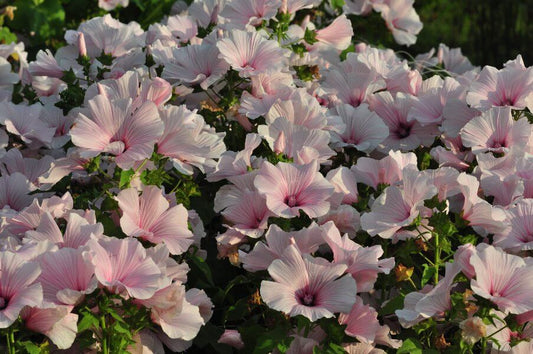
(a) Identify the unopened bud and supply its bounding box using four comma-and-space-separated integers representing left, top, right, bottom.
78, 32, 87, 57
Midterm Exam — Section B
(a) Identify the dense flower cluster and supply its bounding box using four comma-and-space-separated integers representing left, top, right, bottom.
0, 0, 532, 353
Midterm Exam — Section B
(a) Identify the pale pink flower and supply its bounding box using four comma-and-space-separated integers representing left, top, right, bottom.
260, 245, 356, 321
135, 282, 204, 340
166, 15, 198, 42
207, 133, 262, 182
117, 186, 194, 255
162, 43, 229, 90
0, 149, 54, 187
220, 0, 281, 28
254, 160, 334, 218
326, 167, 359, 206
0, 250, 43, 328
188, 0, 223, 28
351, 150, 417, 190
70, 94, 163, 169
157, 105, 226, 175
456, 173, 508, 235
323, 54, 385, 107
85, 237, 165, 299
21, 305, 78, 349
361, 169, 437, 239
218, 329, 245, 349
470, 244, 533, 314
322, 222, 394, 292
239, 72, 294, 119
65, 15, 145, 58
28, 50, 64, 79
0, 172, 35, 212
37, 247, 97, 305
408, 76, 465, 126
317, 204, 361, 237
437, 44, 477, 76
99, 0, 129, 11
0, 102, 55, 147
466, 60, 533, 111
494, 199, 533, 252
339, 296, 380, 343
258, 117, 335, 165
377, 0, 423, 46
311, 15, 353, 51
216, 29, 289, 77
241, 223, 325, 272
330, 103, 388, 152
25, 212, 103, 249
369, 92, 437, 152
220, 189, 272, 238
460, 106, 530, 155
265, 89, 330, 130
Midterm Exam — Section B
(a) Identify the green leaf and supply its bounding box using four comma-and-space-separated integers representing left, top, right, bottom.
78, 310, 100, 332
397, 338, 423, 354
253, 327, 290, 354
9, 0, 65, 43
119, 169, 135, 189
19, 341, 41, 354
421, 264, 436, 287
0, 27, 17, 44
188, 254, 215, 287
313, 342, 347, 354
330, 0, 345, 10
379, 293, 405, 316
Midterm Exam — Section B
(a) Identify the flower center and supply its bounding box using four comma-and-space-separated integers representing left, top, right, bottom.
396, 123, 412, 139
0, 297, 7, 310
296, 290, 315, 306
285, 195, 297, 207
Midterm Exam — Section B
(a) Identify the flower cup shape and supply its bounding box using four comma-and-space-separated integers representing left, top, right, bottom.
260, 244, 356, 322
117, 186, 194, 256
254, 160, 334, 218
470, 245, 533, 314
70, 94, 163, 169
0, 250, 43, 328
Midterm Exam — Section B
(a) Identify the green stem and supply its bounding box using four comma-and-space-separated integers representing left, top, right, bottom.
6, 326, 15, 354
100, 315, 109, 354
434, 232, 440, 284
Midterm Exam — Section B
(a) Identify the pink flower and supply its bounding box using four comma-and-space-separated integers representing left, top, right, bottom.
330, 103, 389, 152
218, 329, 245, 349
339, 296, 380, 343
37, 247, 97, 305
85, 237, 165, 299
260, 245, 356, 321
470, 245, 533, 314
322, 222, 394, 292
0, 172, 35, 212
258, 117, 335, 165
220, 0, 281, 28
241, 223, 325, 272
135, 282, 204, 340
361, 169, 437, 239
377, 0, 423, 46
254, 160, 334, 218
0, 102, 55, 147
494, 199, 533, 252
117, 186, 194, 255
65, 15, 144, 58
460, 106, 530, 155
162, 43, 229, 90
157, 105, 226, 175
71, 94, 163, 169
216, 29, 289, 77
312, 15, 353, 51
0, 250, 43, 328
466, 60, 533, 111
25, 212, 103, 249
368, 92, 437, 152
99, 0, 129, 11
351, 150, 417, 190
21, 305, 78, 349
166, 15, 198, 43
